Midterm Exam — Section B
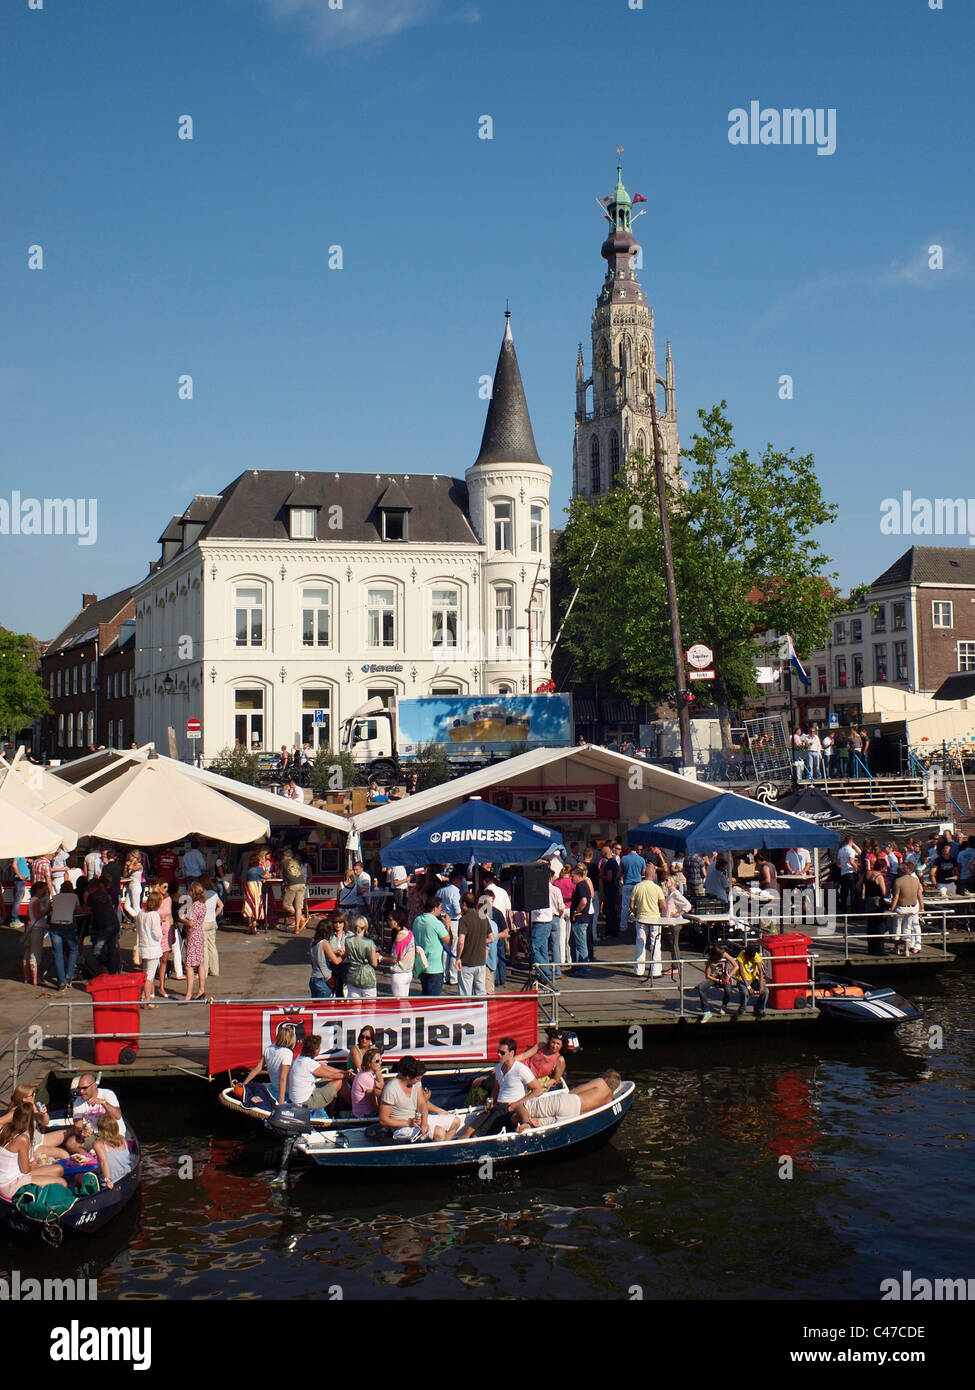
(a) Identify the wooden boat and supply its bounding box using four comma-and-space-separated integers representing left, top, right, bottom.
219, 1064, 498, 1130
271, 1079, 635, 1176
795, 977, 921, 1030
0, 1118, 141, 1242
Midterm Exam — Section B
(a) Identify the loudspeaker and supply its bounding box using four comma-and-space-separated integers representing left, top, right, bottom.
503, 862, 551, 912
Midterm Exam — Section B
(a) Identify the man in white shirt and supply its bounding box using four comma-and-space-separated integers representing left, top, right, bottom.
459, 1037, 535, 1138
785, 847, 811, 875
72, 1073, 126, 1138
181, 841, 207, 882
836, 836, 859, 913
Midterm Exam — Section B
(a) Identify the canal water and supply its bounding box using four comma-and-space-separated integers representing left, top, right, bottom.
7, 964, 973, 1301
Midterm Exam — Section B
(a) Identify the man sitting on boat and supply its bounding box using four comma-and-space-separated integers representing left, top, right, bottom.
458, 1037, 536, 1139
287, 1035, 346, 1112
377, 1058, 461, 1143
511, 1071, 623, 1131
70, 1074, 126, 1144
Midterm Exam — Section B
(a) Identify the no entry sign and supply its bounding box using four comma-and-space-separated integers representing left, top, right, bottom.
187, 718, 201, 739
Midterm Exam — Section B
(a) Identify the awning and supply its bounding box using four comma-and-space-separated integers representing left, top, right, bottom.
573, 699, 598, 723
600, 700, 638, 722
933, 673, 975, 701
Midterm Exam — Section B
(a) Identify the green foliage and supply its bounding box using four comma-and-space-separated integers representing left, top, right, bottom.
308, 746, 361, 797
0, 631, 50, 739
409, 742, 454, 792
208, 745, 261, 785
556, 403, 856, 743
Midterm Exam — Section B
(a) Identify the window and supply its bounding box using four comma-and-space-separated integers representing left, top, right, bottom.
366, 689, 395, 708
57, 714, 64, 746
234, 689, 265, 749
73, 667, 78, 694
590, 438, 600, 495
873, 643, 887, 682
235, 585, 264, 647
49, 673, 54, 697
108, 720, 114, 747
850, 618, 863, 642
933, 601, 953, 628
893, 601, 907, 631
817, 666, 827, 693
301, 687, 331, 749
77, 712, 85, 747
609, 431, 621, 486
853, 654, 863, 686
65, 713, 72, 748
431, 685, 460, 695
894, 640, 908, 681
529, 589, 545, 650
290, 507, 316, 540
367, 588, 396, 648
636, 430, 647, 458
128, 670, 134, 696
381, 510, 407, 541
959, 642, 975, 673
834, 621, 847, 644
530, 506, 543, 553
431, 588, 459, 649
301, 587, 330, 647
872, 605, 886, 633
85, 711, 94, 746
81, 664, 87, 693
835, 656, 847, 688
493, 501, 513, 552
57, 670, 62, 698
494, 585, 514, 656
117, 720, 124, 747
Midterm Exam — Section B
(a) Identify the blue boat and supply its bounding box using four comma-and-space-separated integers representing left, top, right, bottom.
272, 1079, 636, 1175
0, 1116, 141, 1242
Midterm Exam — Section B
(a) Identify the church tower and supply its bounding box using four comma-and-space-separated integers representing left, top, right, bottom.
572, 158, 679, 498
467, 313, 552, 694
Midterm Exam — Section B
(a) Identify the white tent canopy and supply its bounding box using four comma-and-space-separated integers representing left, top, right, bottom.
352, 745, 721, 841
0, 750, 89, 815
52, 759, 271, 846
0, 798, 78, 857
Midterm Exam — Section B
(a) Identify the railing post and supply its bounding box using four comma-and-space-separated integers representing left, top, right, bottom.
12, 1032, 19, 1088
843, 910, 849, 960
678, 958, 685, 1018
67, 1001, 73, 1072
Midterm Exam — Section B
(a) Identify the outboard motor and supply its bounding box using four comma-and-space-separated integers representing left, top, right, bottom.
267, 1103, 314, 1135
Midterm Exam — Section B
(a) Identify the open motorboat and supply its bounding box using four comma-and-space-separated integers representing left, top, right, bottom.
794, 976, 921, 1030
268, 1079, 636, 1176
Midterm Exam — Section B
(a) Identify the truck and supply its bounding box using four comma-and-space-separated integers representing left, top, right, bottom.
338, 693, 574, 784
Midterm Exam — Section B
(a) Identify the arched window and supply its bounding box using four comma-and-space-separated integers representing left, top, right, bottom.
636, 430, 647, 458
609, 431, 621, 486
590, 437, 600, 495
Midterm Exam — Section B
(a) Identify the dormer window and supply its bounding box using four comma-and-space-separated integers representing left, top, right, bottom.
381, 510, 407, 541
290, 507, 317, 540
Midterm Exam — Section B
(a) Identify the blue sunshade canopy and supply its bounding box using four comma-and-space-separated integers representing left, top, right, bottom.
626, 791, 841, 853
380, 797, 562, 868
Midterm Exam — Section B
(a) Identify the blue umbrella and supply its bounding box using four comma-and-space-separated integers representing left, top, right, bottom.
627, 791, 841, 853
380, 796, 562, 868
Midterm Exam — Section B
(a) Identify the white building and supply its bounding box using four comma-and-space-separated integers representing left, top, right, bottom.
133, 317, 553, 761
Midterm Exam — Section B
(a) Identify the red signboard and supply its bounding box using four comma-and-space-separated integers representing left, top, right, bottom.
187, 717, 201, 734
207, 995, 539, 1075
486, 784, 620, 822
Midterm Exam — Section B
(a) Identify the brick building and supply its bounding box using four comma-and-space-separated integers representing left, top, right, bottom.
40, 589, 135, 760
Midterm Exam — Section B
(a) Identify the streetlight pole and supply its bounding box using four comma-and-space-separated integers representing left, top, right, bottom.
649, 388, 693, 768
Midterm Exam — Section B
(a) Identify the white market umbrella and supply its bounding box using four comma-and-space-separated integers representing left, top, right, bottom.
0, 758, 89, 815
0, 798, 78, 857
53, 759, 269, 846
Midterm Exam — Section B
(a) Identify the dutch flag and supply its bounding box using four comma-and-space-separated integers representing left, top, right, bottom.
778, 632, 811, 687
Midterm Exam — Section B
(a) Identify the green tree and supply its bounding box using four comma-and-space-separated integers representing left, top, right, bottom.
208, 745, 261, 785
557, 403, 861, 750
308, 746, 361, 798
0, 631, 50, 740
408, 742, 453, 792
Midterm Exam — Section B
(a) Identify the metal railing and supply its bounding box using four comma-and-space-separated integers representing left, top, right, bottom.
851, 753, 873, 793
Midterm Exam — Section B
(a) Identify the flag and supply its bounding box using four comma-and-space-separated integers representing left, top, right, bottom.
777, 633, 810, 687
632, 193, 647, 203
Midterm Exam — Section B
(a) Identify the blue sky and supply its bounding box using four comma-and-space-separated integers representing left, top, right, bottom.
1, 0, 971, 639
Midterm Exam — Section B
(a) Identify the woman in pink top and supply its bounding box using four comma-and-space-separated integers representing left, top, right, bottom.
153, 880, 175, 998
553, 871, 574, 910
350, 1048, 384, 1117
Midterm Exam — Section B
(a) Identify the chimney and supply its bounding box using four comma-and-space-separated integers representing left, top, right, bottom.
82, 593, 98, 607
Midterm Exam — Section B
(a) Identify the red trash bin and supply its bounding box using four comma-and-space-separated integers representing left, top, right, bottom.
86, 971, 145, 1065
761, 933, 811, 1011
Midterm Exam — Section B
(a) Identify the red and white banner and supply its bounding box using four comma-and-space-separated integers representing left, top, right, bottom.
207, 995, 539, 1075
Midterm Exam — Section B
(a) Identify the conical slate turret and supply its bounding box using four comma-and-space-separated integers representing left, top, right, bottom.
473, 312, 542, 467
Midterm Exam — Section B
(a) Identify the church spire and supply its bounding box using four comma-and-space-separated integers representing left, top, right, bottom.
473, 311, 542, 467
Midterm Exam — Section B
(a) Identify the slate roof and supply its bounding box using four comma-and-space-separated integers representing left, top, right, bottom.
472, 318, 543, 468
157, 472, 479, 557
44, 588, 136, 654
872, 546, 975, 588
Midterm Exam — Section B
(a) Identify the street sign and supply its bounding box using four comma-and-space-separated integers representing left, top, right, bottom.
313, 709, 327, 725
187, 718, 201, 739
686, 644, 713, 670
688, 669, 715, 680
829, 712, 839, 726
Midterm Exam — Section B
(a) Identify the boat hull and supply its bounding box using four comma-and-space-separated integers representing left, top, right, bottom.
289, 1081, 635, 1173
0, 1126, 141, 1240
806, 978, 921, 1030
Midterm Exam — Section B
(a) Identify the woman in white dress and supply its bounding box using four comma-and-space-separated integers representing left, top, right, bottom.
137, 889, 164, 1006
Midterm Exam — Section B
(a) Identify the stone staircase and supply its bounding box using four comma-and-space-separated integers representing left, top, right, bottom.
809, 775, 933, 821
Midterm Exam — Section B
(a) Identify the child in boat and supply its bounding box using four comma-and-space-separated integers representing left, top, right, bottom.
94, 1116, 132, 1190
